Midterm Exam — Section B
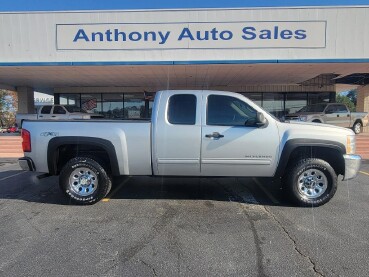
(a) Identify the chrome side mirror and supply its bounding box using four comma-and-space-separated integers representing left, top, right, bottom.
256, 112, 267, 126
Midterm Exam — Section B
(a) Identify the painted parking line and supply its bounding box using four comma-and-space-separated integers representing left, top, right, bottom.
0, 171, 26, 182
359, 171, 369, 177
252, 177, 280, 205
102, 177, 131, 202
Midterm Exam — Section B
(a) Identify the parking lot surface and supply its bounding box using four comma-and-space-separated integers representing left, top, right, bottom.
0, 159, 368, 276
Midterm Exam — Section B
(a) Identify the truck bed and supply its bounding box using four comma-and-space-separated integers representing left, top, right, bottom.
22, 120, 152, 175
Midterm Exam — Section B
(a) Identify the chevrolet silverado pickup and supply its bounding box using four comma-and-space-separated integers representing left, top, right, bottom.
284, 103, 369, 134
16, 105, 103, 127
18, 90, 361, 206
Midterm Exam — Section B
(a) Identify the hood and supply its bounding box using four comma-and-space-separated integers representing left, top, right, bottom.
282, 120, 354, 135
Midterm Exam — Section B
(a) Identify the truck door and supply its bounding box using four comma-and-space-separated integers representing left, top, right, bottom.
153, 92, 201, 176
325, 104, 349, 127
200, 94, 280, 177
336, 104, 350, 127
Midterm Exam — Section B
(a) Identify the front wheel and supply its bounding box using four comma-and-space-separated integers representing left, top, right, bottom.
285, 158, 337, 207
59, 157, 112, 204
353, 121, 362, 134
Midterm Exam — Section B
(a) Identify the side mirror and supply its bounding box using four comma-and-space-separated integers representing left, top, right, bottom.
256, 112, 267, 126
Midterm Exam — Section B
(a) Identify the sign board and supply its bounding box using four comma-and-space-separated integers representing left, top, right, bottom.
57, 21, 326, 50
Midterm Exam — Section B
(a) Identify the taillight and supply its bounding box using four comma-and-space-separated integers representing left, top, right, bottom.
21, 129, 31, 152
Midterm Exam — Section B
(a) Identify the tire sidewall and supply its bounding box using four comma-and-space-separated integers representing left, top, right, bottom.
288, 160, 337, 206
60, 157, 110, 204
353, 122, 362, 134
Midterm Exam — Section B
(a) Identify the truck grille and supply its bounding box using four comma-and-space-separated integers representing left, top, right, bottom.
284, 115, 300, 120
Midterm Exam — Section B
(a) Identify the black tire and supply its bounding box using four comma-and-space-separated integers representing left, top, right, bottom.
59, 157, 112, 204
284, 158, 337, 207
353, 121, 362, 134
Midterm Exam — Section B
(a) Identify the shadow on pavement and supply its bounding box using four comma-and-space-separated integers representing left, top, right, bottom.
0, 170, 291, 207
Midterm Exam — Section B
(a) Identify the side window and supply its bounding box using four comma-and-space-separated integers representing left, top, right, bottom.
207, 95, 257, 126
40, 106, 52, 114
167, 94, 196, 125
325, 105, 336, 113
336, 105, 348, 113
53, 106, 67, 114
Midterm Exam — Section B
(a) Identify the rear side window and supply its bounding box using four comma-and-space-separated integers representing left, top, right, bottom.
40, 106, 52, 114
53, 106, 66, 114
336, 105, 348, 113
167, 94, 196, 125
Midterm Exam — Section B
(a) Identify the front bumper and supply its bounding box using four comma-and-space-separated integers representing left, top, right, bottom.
18, 157, 36, 171
342, 154, 361, 181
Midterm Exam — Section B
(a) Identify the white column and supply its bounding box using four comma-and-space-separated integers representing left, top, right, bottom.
357, 85, 369, 132
17, 86, 35, 113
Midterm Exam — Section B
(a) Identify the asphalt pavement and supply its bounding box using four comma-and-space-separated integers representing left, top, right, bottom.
0, 159, 368, 276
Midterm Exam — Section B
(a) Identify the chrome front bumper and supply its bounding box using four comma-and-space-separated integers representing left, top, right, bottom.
342, 154, 361, 181
18, 157, 35, 171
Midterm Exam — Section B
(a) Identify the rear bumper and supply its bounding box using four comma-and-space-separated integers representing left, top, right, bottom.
18, 157, 36, 171
342, 154, 361, 181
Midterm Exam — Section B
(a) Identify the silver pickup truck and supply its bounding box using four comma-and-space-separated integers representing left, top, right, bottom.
284, 103, 369, 134
19, 90, 361, 206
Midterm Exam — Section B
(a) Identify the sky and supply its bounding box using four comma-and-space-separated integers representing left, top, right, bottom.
0, 0, 369, 12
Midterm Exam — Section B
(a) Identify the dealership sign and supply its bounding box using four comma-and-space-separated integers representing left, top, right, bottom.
56, 21, 326, 50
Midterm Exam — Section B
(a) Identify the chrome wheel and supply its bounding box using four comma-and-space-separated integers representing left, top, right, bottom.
297, 168, 327, 199
69, 167, 98, 197
354, 122, 362, 134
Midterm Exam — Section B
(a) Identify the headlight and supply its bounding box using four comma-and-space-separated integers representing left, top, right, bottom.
82, 115, 90, 119
346, 135, 356, 154
299, 115, 308, 121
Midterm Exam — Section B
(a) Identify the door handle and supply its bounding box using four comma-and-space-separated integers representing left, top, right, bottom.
205, 132, 224, 139
39, 115, 43, 118
51, 116, 56, 118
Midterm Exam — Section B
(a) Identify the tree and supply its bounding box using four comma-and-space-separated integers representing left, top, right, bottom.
336, 94, 356, 112
0, 90, 18, 127
346, 89, 357, 106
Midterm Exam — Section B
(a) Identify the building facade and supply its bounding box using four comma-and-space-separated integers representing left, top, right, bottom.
0, 6, 368, 119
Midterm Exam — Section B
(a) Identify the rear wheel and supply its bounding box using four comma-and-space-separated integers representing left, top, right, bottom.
59, 157, 112, 204
285, 158, 337, 207
353, 121, 362, 134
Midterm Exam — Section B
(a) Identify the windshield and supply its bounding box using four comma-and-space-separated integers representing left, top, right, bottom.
64, 106, 87, 113
297, 103, 327, 113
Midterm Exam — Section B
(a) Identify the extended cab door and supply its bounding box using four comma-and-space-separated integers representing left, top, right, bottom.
200, 93, 280, 177
153, 92, 201, 176
324, 104, 350, 127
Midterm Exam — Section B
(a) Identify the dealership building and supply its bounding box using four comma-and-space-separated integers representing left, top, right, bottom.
0, 6, 369, 122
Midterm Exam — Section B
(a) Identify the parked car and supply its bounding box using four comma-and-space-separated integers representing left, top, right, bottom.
284, 103, 369, 134
16, 105, 103, 127
6, 125, 19, 133
0, 126, 7, 133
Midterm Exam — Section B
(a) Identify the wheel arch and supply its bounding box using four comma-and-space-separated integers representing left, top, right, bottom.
47, 137, 120, 176
274, 139, 346, 179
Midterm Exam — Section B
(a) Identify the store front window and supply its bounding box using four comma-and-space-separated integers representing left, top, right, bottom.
285, 93, 308, 114
263, 93, 285, 118
102, 94, 123, 119
124, 94, 145, 119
